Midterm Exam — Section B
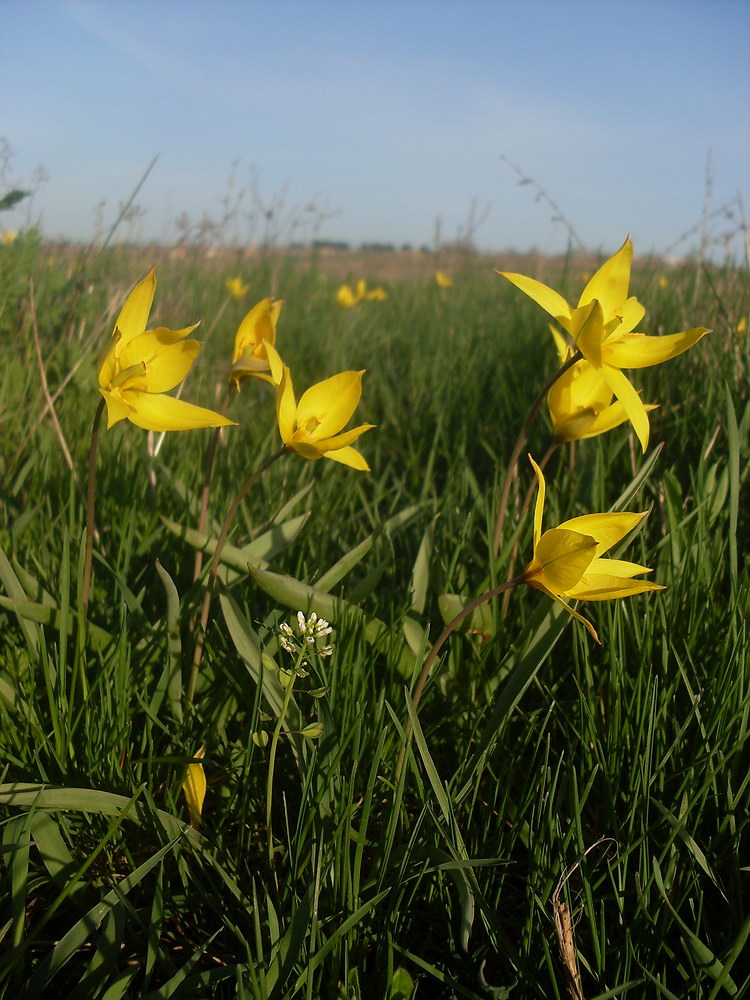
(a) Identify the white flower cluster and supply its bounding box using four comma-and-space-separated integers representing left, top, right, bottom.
278, 611, 335, 658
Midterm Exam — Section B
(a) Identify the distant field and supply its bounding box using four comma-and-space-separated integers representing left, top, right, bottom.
0, 232, 748, 999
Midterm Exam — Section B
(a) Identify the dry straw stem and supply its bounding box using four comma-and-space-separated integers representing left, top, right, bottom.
552, 837, 617, 1000
554, 903, 582, 1000
28, 278, 78, 485
501, 154, 586, 253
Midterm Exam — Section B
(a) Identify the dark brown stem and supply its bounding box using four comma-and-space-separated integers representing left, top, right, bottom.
82, 397, 106, 622
491, 351, 581, 559
187, 445, 288, 707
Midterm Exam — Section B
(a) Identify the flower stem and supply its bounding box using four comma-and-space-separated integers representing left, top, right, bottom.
266, 670, 297, 866
81, 397, 106, 622
491, 351, 581, 559
396, 573, 526, 781
188, 445, 288, 708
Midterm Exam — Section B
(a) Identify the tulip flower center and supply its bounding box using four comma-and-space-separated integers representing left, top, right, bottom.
110, 361, 147, 389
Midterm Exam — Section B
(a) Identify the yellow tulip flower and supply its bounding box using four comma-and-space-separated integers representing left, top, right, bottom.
336, 282, 360, 308
435, 270, 453, 288
182, 745, 206, 828
522, 456, 664, 642
229, 297, 283, 389
265, 343, 374, 470
225, 276, 251, 300
98, 268, 235, 432
498, 238, 709, 451
336, 279, 387, 308
547, 328, 657, 442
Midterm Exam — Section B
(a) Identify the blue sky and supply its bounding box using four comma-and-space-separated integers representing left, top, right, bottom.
4, 0, 749, 254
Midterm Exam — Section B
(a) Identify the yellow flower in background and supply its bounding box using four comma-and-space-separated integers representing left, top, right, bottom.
336, 282, 361, 308
98, 267, 236, 432
182, 746, 206, 828
265, 343, 374, 470
336, 279, 387, 308
226, 276, 251, 300
658, 275, 670, 289
522, 456, 664, 642
498, 237, 710, 452
547, 325, 657, 443
435, 270, 453, 288
1, 229, 19, 245
736, 316, 747, 336
229, 297, 283, 389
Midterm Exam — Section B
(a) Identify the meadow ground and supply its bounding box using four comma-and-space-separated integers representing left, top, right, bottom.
0, 233, 748, 999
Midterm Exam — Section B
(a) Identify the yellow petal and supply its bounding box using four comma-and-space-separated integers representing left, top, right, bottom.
603, 327, 709, 369
276, 365, 297, 443
229, 356, 272, 386
497, 271, 572, 325
565, 574, 665, 600
263, 341, 286, 387
288, 441, 324, 460
113, 267, 156, 350
337, 284, 357, 308
550, 324, 574, 365
120, 391, 236, 432
586, 557, 654, 577
296, 370, 364, 439
597, 365, 650, 451
529, 455, 546, 548
118, 334, 201, 393
99, 388, 133, 428
182, 746, 206, 826
147, 324, 200, 344
549, 360, 613, 419
527, 527, 597, 593
578, 237, 632, 321
232, 298, 281, 364
315, 423, 375, 453
553, 401, 646, 442
323, 445, 371, 471
571, 299, 605, 367
607, 296, 646, 337
557, 511, 646, 557
98, 339, 119, 389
